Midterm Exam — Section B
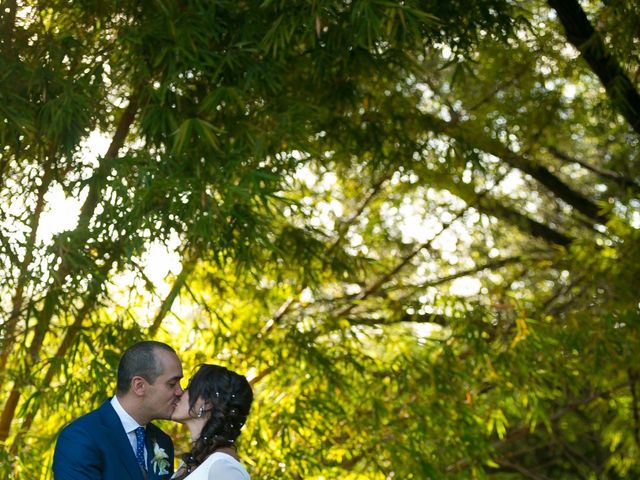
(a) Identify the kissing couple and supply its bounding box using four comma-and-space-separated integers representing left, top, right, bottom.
53, 341, 253, 480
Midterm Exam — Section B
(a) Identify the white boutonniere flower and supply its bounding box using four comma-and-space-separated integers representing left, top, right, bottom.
151, 441, 170, 475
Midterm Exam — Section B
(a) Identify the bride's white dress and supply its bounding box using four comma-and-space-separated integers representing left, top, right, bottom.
172, 452, 250, 480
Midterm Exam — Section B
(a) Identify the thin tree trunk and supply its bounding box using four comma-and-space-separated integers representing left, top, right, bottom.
0, 0, 18, 188
630, 369, 640, 449
8, 267, 107, 452
148, 250, 199, 337
0, 159, 54, 382
0, 0, 17, 48
0, 389, 20, 442
0, 94, 139, 442
548, 0, 640, 135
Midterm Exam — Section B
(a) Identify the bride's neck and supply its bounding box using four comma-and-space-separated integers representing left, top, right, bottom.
186, 420, 205, 442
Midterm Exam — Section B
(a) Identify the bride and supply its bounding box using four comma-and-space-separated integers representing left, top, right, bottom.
171, 364, 253, 480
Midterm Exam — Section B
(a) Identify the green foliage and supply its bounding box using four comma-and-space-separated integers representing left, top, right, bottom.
1, 0, 639, 479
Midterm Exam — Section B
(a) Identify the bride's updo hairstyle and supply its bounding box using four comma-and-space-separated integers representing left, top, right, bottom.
177, 364, 253, 478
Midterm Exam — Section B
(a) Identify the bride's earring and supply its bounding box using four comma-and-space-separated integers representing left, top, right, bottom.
197, 406, 204, 418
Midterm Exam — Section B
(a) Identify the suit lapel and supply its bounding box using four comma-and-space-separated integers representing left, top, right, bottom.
145, 434, 156, 480
98, 401, 145, 480
146, 425, 171, 479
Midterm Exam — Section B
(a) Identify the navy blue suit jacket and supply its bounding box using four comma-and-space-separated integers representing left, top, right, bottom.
53, 400, 174, 480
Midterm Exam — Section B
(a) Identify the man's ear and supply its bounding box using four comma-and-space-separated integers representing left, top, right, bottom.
131, 376, 147, 396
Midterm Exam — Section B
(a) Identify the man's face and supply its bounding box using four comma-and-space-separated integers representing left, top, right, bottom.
144, 348, 183, 420
171, 388, 192, 422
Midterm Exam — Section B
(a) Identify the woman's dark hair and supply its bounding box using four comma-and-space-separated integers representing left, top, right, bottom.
175, 364, 253, 478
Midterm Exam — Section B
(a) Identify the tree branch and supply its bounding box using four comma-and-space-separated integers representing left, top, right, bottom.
494, 458, 550, 480
346, 312, 451, 329
423, 113, 608, 224
334, 205, 471, 319
547, 146, 640, 195
416, 255, 523, 289
326, 173, 391, 256
467, 59, 536, 112
446, 381, 629, 474
473, 192, 573, 246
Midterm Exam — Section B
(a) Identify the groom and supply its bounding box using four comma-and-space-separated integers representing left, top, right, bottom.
53, 341, 184, 479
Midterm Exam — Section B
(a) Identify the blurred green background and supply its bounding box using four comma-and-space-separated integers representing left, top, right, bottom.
1, 0, 639, 478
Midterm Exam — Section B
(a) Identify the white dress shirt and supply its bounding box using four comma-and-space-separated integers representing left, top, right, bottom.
111, 396, 148, 464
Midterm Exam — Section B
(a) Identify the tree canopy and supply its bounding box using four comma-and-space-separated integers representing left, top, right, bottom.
1, 0, 639, 478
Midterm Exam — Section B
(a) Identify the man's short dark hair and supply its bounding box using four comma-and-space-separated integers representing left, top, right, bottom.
116, 341, 176, 394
